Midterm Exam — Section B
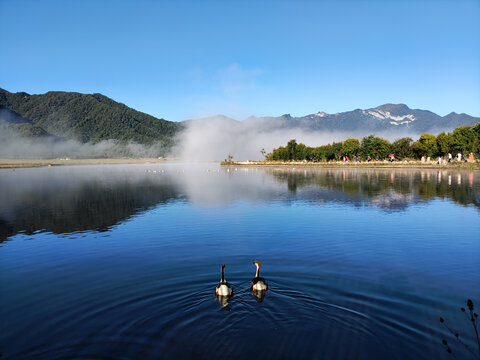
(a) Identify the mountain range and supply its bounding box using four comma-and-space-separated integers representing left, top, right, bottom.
190, 104, 479, 135
1, 88, 479, 149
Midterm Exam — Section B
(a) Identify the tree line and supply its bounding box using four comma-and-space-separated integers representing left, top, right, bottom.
267, 122, 480, 162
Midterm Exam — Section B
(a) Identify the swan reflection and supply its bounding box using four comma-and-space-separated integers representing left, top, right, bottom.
252, 289, 267, 303
216, 294, 232, 308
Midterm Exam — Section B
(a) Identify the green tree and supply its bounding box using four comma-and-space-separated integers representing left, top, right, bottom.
436, 132, 453, 156
287, 139, 298, 160
295, 143, 313, 160
268, 146, 288, 161
392, 137, 414, 159
451, 126, 476, 156
472, 121, 480, 140
412, 133, 437, 158
332, 142, 343, 160
360, 135, 391, 159
312, 144, 334, 161
473, 122, 480, 156
342, 138, 360, 158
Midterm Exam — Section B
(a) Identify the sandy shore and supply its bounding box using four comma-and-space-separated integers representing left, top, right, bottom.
0, 158, 167, 168
220, 160, 480, 170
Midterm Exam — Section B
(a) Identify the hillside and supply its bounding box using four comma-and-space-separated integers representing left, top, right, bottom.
183, 104, 480, 141
0, 88, 183, 145
178, 105, 480, 161
2, 88, 479, 161
0, 107, 54, 138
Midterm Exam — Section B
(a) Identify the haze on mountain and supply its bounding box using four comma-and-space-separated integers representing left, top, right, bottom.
177, 102, 479, 160
1, 88, 479, 160
244, 104, 478, 133
0, 88, 183, 158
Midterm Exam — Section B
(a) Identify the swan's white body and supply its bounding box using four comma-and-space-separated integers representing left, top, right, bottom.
252, 279, 267, 291
216, 283, 231, 296
251, 261, 268, 291
215, 264, 233, 297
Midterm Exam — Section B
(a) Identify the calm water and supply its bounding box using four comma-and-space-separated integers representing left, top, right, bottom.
1, 164, 479, 359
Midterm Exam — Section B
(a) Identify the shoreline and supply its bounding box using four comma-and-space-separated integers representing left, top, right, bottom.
1, 158, 478, 170
0, 158, 167, 168
220, 160, 480, 170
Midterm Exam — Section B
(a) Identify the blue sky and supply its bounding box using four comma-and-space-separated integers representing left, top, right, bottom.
1, 0, 479, 121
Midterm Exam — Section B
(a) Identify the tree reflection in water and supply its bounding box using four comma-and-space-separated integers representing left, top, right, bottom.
0, 165, 478, 241
267, 168, 479, 211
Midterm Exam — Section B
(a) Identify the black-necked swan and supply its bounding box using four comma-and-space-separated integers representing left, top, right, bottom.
215, 264, 233, 297
251, 261, 268, 291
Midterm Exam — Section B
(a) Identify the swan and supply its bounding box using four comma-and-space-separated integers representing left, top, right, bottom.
215, 264, 233, 297
250, 261, 268, 291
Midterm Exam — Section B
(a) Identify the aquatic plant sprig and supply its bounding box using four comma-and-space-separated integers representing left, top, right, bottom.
440, 338, 458, 360
464, 299, 480, 355
439, 317, 471, 358
439, 299, 480, 359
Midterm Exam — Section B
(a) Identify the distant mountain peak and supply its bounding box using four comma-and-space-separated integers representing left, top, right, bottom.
374, 103, 410, 113
2, 88, 479, 146
196, 114, 237, 122
363, 106, 416, 126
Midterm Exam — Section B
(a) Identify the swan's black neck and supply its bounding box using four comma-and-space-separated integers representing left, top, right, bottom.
221, 264, 225, 283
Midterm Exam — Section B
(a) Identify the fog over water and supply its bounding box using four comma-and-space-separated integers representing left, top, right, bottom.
1, 110, 422, 160
0, 121, 169, 159
173, 115, 420, 161
1, 163, 478, 240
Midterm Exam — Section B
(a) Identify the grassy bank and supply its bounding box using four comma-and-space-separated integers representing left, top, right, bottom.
0, 158, 166, 168
221, 160, 480, 170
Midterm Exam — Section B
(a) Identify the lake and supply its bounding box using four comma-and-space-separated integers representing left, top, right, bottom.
1, 164, 479, 359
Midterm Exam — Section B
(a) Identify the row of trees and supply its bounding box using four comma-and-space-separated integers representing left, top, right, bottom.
267, 123, 480, 162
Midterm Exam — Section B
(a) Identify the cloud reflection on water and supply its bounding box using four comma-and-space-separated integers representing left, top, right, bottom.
0, 164, 478, 240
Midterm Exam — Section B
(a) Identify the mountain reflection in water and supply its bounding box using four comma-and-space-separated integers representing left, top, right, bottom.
0, 164, 478, 240
1, 163, 479, 360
